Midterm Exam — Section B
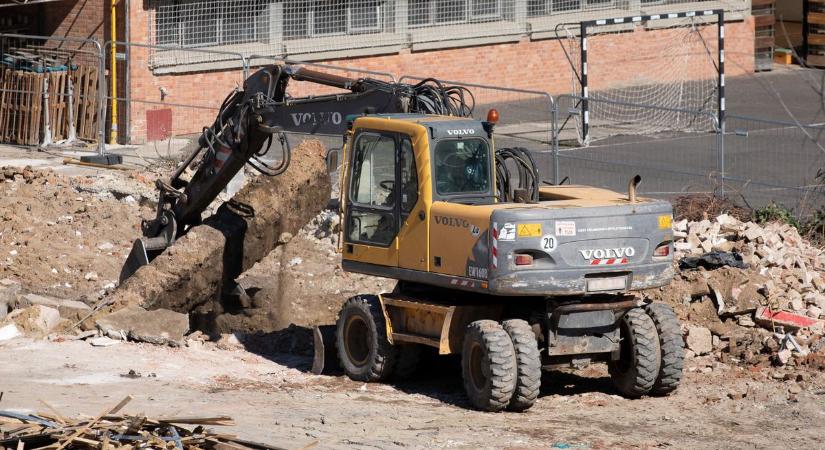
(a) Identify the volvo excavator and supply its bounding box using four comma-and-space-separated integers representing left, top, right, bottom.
122, 64, 684, 412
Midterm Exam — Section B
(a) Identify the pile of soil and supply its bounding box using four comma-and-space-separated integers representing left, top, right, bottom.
0, 167, 155, 301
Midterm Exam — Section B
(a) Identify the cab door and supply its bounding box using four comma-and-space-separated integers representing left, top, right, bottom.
397, 134, 428, 271
343, 131, 400, 266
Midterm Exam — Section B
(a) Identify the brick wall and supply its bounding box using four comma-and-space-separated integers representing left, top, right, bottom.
42, 0, 105, 52
126, 2, 755, 143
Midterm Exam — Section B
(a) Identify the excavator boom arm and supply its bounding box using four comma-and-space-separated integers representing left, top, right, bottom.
121, 64, 473, 281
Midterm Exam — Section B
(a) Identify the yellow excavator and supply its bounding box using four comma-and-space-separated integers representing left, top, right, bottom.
124, 65, 683, 412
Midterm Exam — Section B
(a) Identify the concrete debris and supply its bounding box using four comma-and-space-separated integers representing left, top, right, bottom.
6, 304, 61, 336
0, 323, 21, 341
686, 326, 713, 355
95, 306, 190, 347
638, 213, 825, 376
88, 336, 121, 347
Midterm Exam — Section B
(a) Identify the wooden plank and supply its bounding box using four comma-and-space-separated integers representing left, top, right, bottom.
754, 14, 775, 27
806, 53, 825, 67
809, 33, 825, 46
808, 12, 825, 25
0, 69, 8, 142
755, 36, 775, 48
54, 395, 133, 450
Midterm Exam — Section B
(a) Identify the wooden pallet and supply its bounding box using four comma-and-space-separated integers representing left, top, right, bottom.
74, 65, 98, 141
0, 70, 42, 145
753, 0, 776, 72
0, 63, 98, 145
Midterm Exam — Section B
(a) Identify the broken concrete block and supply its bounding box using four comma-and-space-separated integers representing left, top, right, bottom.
8, 305, 61, 335
808, 305, 823, 319
686, 326, 713, 356
95, 306, 189, 347
713, 240, 736, 253
19, 294, 92, 322
687, 232, 701, 249
700, 239, 713, 254
674, 241, 693, 252
777, 348, 792, 365
789, 290, 805, 311
673, 219, 688, 232
738, 315, 756, 327
88, 336, 120, 347
0, 323, 21, 341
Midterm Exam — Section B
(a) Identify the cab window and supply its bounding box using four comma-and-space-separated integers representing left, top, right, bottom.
347, 132, 398, 247
434, 138, 490, 195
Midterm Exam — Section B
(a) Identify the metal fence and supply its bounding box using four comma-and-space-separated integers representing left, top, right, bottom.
144, 0, 747, 71
553, 94, 825, 212
2, 31, 825, 214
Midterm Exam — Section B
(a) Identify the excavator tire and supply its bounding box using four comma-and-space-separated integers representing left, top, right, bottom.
461, 320, 517, 412
501, 319, 541, 412
393, 344, 422, 380
645, 303, 684, 395
608, 308, 661, 398
336, 295, 397, 382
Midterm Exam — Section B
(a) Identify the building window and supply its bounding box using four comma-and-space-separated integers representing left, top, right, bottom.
285, 1, 384, 39
155, 0, 268, 48
409, 0, 502, 26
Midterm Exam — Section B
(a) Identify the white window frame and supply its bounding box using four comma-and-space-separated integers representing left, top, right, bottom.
409, 0, 503, 28
155, 1, 263, 48
291, 1, 385, 38
348, 2, 383, 33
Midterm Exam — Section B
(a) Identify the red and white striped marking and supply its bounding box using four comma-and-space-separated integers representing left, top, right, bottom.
450, 279, 475, 288
590, 258, 628, 266
491, 222, 498, 269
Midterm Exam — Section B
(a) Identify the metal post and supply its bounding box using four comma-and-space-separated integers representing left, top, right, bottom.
717, 10, 726, 197
580, 21, 589, 145
552, 99, 559, 184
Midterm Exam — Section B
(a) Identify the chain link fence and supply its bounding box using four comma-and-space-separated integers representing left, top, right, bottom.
143, 0, 747, 72
2, 29, 825, 214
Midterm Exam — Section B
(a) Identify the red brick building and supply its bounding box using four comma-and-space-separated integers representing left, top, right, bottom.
1, 0, 755, 143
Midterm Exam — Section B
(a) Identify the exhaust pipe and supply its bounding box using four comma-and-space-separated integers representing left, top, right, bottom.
628, 175, 641, 203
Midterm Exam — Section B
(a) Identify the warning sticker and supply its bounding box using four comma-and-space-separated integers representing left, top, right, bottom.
555, 221, 576, 237
517, 223, 542, 238
498, 223, 516, 241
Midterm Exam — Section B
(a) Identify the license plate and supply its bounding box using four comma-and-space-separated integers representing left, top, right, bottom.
587, 276, 627, 292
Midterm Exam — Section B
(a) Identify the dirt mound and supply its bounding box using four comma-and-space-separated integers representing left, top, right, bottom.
0, 166, 154, 302
201, 210, 395, 334
107, 140, 332, 323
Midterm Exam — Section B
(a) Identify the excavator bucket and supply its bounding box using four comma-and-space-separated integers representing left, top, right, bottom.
311, 325, 339, 375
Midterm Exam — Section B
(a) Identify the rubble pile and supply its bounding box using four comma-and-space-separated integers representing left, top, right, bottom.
656, 213, 825, 373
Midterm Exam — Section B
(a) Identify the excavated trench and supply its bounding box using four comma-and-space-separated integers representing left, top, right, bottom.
102, 141, 334, 335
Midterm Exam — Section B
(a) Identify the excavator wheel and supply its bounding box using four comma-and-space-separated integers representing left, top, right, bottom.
501, 319, 541, 412
608, 308, 661, 398
645, 303, 685, 395
336, 295, 397, 382
461, 320, 517, 412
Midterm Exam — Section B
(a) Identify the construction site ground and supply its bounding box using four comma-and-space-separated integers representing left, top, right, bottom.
1, 67, 825, 450
1, 337, 823, 449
